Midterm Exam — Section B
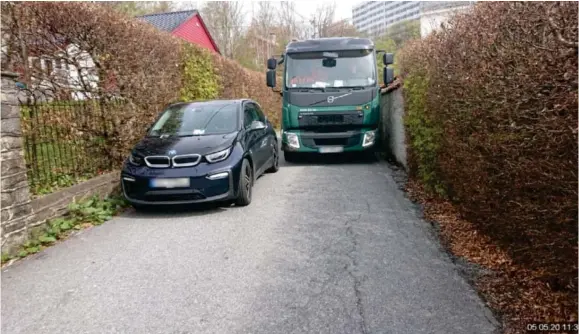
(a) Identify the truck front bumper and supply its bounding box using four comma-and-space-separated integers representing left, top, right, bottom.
281, 129, 377, 153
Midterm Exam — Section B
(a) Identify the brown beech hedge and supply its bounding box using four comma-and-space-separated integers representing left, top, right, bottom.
1, 1, 281, 165
398, 0, 578, 314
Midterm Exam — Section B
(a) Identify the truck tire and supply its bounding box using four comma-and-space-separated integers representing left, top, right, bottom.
362, 149, 378, 162
283, 151, 299, 163
235, 158, 253, 206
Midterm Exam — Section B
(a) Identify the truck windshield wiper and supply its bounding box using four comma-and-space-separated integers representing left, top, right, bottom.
308, 99, 327, 106
308, 92, 353, 106
290, 87, 326, 93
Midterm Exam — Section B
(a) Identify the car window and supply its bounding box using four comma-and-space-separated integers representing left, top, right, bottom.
254, 104, 266, 123
244, 103, 259, 128
149, 102, 238, 136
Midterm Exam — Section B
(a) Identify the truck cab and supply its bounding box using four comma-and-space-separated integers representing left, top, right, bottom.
266, 37, 394, 162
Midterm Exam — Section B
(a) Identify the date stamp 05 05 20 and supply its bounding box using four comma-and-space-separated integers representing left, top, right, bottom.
526, 322, 578, 333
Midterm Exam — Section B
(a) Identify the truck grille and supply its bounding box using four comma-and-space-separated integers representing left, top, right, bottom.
318, 115, 344, 123
298, 111, 363, 127
314, 138, 349, 146
301, 133, 362, 149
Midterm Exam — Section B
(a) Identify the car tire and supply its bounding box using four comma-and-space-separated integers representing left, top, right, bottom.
235, 158, 253, 206
266, 141, 280, 173
283, 151, 299, 163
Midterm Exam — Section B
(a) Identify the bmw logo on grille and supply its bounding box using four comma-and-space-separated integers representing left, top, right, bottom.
168, 150, 177, 156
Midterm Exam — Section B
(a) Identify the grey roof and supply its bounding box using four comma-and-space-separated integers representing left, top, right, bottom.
137, 10, 198, 32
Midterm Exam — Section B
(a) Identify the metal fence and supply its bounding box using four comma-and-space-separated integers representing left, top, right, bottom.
19, 98, 121, 196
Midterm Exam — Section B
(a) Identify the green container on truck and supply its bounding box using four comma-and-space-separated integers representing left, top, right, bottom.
265, 37, 394, 162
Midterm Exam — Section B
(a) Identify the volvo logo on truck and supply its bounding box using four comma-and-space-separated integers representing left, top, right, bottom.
327, 93, 352, 104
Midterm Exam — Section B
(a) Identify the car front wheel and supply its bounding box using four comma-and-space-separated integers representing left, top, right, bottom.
235, 158, 253, 206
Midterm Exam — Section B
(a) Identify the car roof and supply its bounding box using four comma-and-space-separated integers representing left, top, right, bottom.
168, 99, 255, 109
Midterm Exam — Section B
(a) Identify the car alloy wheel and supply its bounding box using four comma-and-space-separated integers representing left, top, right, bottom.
266, 141, 280, 173
244, 164, 252, 197
235, 158, 252, 206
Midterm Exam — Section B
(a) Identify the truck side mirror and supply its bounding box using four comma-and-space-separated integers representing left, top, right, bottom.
267, 58, 277, 70
266, 70, 276, 88
383, 53, 394, 66
383, 67, 394, 85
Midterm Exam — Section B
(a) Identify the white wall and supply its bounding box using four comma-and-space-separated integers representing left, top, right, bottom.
380, 88, 407, 169
26, 43, 99, 100
420, 5, 472, 38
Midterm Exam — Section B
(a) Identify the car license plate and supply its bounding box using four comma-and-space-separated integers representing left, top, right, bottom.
149, 178, 190, 188
319, 146, 344, 153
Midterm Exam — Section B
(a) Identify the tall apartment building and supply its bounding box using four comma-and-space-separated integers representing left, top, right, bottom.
352, 1, 475, 38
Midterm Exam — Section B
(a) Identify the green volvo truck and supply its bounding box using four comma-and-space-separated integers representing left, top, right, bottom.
265, 37, 394, 162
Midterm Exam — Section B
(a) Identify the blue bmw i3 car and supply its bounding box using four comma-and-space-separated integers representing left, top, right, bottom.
121, 99, 280, 209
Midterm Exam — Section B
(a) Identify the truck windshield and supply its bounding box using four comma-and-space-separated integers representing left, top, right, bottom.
285, 49, 376, 89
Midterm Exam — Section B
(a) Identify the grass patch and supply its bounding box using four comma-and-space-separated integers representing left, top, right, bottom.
1, 194, 129, 265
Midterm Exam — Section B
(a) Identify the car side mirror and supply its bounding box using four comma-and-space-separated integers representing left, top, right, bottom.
250, 121, 266, 131
266, 70, 276, 88
267, 58, 277, 70
383, 52, 394, 66
383, 67, 394, 85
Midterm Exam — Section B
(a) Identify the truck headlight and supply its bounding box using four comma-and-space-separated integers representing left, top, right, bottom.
362, 130, 376, 147
286, 132, 300, 149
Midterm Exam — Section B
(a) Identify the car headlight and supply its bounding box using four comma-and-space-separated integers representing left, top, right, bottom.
128, 153, 144, 166
362, 130, 376, 147
286, 132, 300, 149
205, 147, 232, 163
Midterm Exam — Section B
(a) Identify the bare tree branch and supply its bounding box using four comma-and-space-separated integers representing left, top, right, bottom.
547, 4, 578, 48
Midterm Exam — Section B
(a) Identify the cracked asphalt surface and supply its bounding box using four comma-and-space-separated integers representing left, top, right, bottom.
1, 153, 499, 334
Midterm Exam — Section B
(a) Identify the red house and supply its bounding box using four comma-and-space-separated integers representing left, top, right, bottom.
137, 10, 221, 54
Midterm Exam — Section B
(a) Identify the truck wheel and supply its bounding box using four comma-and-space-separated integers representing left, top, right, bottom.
362, 149, 378, 162
235, 158, 253, 206
283, 151, 299, 163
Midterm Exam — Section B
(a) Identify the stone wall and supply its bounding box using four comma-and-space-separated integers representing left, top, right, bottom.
31, 172, 119, 226
1, 72, 35, 252
1, 73, 120, 255
379, 88, 408, 169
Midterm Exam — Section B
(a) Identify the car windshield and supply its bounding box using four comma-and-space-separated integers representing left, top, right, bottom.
148, 102, 238, 137
285, 49, 376, 89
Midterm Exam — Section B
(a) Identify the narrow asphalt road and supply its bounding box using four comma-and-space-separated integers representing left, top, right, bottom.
1, 153, 499, 334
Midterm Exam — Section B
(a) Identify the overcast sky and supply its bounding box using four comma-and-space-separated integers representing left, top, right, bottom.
188, 1, 361, 24
290, 0, 360, 21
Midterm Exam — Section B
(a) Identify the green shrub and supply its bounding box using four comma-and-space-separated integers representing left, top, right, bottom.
180, 44, 220, 102
402, 70, 445, 196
